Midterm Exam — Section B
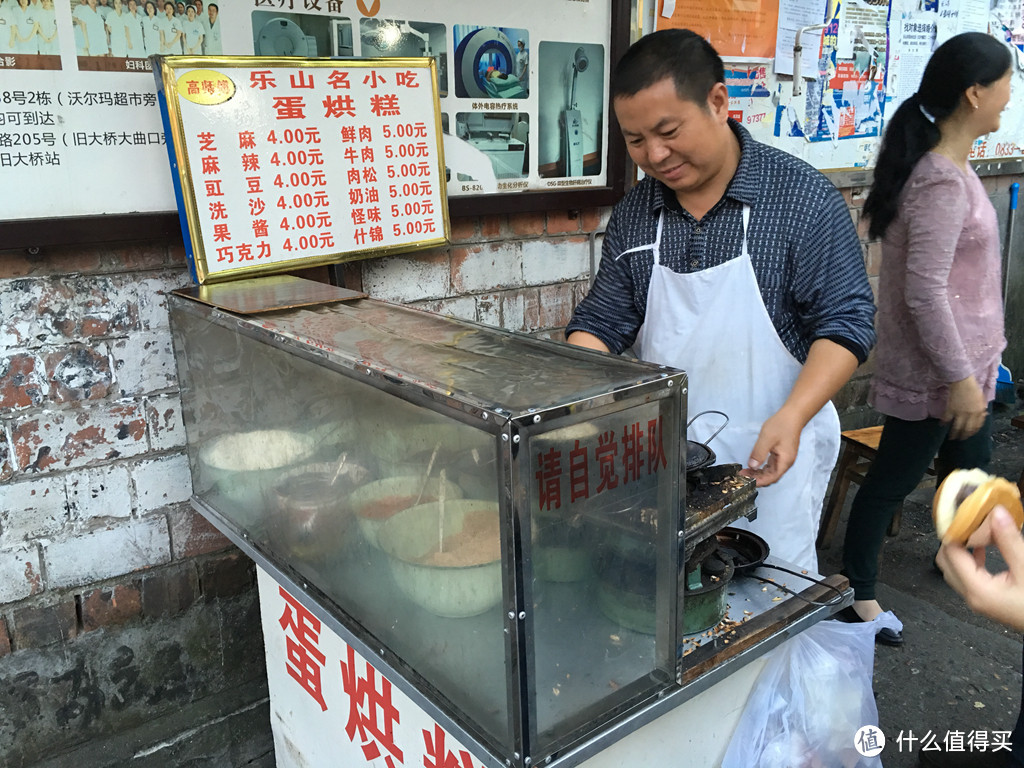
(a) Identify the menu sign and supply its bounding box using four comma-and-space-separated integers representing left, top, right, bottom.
154, 56, 448, 285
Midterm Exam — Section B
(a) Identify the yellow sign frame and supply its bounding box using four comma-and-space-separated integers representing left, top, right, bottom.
154, 55, 450, 285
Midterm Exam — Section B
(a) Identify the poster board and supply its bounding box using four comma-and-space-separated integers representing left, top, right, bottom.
155, 55, 447, 284
1, 0, 630, 250
657, 0, 1024, 172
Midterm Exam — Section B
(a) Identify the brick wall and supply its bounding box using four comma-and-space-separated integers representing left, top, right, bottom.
0, 241, 271, 766
344, 208, 608, 335
3, 182, 1014, 762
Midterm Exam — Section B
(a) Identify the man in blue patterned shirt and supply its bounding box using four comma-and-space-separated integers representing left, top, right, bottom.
566, 29, 875, 569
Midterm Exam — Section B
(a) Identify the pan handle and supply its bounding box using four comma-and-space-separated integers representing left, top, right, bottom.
686, 410, 729, 445
752, 563, 846, 607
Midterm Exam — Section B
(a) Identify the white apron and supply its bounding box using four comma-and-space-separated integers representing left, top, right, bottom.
629, 207, 840, 571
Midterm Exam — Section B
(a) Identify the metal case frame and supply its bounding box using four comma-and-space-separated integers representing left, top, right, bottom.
168, 293, 686, 768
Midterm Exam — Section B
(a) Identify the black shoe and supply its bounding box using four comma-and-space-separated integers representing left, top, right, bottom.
834, 605, 905, 646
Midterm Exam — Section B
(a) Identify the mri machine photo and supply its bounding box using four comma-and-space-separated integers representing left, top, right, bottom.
251, 11, 354, 57
453, 25, 529, 99
254, 15, 320, 56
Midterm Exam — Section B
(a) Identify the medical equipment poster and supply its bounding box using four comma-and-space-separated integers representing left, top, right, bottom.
155, 56, 448, 284
2, 0, 616, 225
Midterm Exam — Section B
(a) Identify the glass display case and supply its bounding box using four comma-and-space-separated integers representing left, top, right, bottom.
168, 291, 689, 766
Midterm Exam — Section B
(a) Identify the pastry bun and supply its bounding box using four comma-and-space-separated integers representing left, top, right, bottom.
932, 468, 1024, 544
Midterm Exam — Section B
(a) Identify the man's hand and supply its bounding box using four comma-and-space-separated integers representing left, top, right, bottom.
738, 339, 858, 487
936, 506, 1024, 633
740, 408, 803, 487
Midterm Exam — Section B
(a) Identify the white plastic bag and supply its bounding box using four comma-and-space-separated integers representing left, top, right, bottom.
721, 612, 902, 768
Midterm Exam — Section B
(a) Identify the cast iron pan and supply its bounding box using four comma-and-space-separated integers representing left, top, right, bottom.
686, 410, 728, 472
686, 440, 716, 472
714, 527, 845, 606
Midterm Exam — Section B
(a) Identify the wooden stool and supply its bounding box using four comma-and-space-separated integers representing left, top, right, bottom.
1012, 415, 1024, 498
817, 426, 935, 549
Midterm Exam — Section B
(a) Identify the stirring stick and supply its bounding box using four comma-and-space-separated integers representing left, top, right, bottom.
328, 452, 349, 486
438, 468, 447, 553
414, 441, 442, 506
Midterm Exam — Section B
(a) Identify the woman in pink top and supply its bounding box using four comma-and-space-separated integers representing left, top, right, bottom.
839, 32, 1012, 647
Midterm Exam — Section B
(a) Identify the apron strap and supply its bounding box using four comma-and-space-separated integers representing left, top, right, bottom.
616, 205, 747, 265
740, 205, 750, 261
615, 210, 665, 263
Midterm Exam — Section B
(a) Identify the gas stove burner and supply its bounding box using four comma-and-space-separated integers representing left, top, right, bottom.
680, 545, 735, 635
